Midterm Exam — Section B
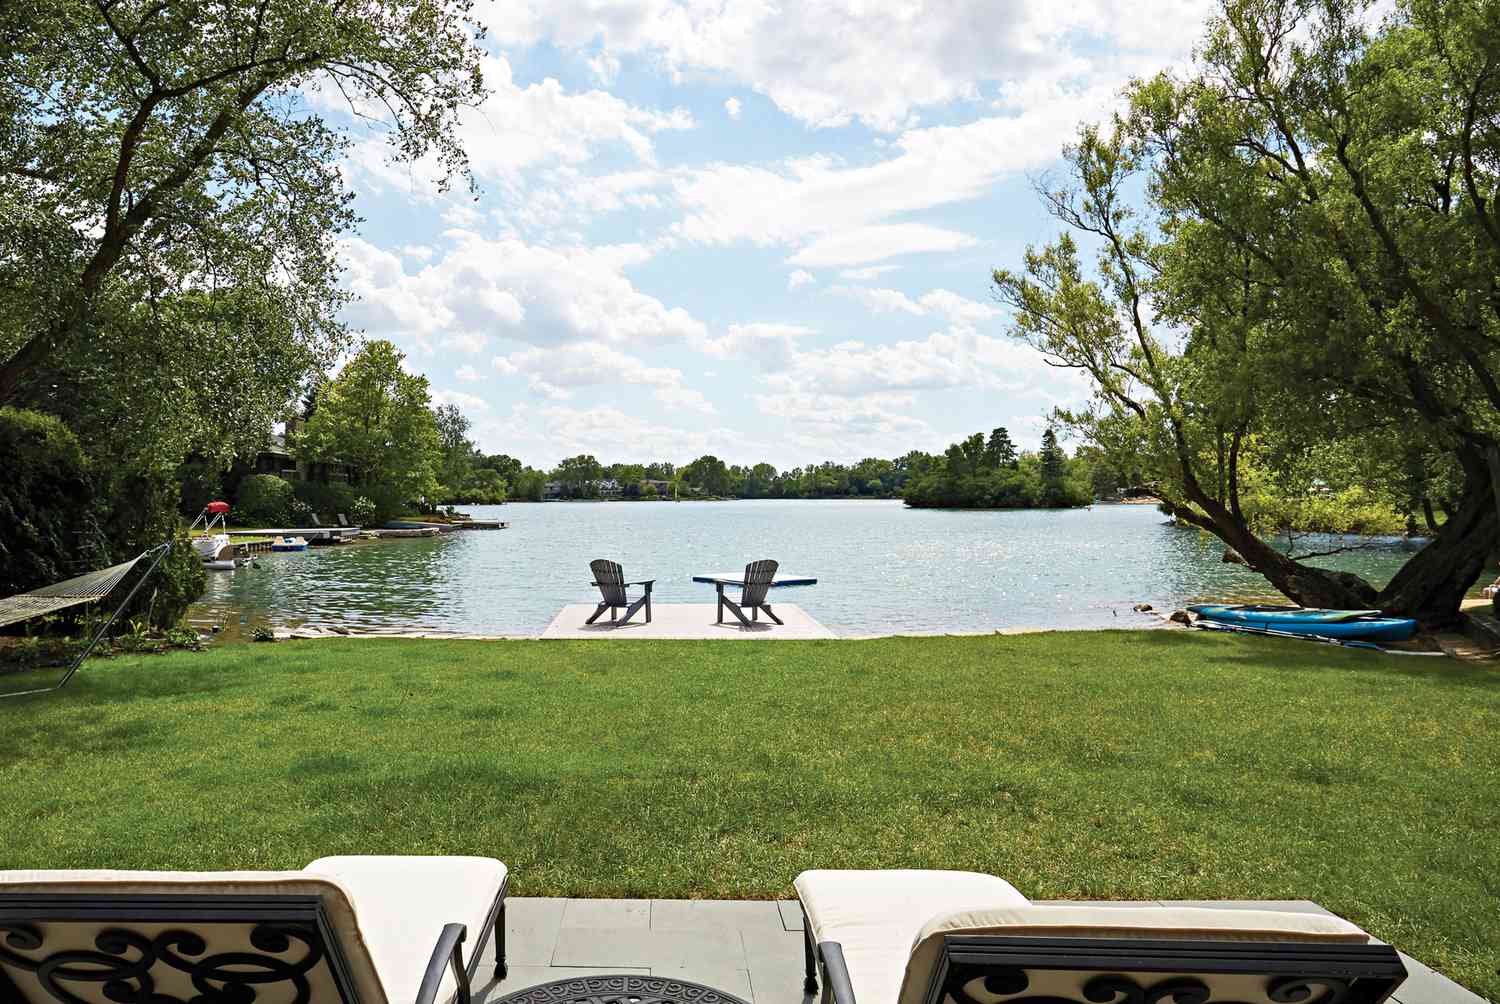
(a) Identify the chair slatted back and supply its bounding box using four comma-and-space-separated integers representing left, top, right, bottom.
741, 559, 778, 606
591, 560, 628, 607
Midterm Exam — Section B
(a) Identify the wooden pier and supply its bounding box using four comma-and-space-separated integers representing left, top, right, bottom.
226, 527, 362, 544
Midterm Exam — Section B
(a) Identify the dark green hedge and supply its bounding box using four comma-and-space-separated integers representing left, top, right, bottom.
0, 407, 106, 597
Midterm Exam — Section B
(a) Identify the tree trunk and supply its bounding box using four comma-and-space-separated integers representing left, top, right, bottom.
1377, 456, 1498, 627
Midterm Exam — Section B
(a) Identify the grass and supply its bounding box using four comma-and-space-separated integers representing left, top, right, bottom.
1, 632, 1496, 997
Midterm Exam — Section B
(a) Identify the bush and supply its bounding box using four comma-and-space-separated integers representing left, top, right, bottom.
0, 407, 107, 597
287, 497, 314, 526
293, 480, 356, 520
350, 496, 376, 524
235, 474, 294, 524
97, 472, 206, 629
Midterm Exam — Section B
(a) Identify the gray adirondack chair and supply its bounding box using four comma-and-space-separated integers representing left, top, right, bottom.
587, 559, 654, 625
716, 559, 783, 626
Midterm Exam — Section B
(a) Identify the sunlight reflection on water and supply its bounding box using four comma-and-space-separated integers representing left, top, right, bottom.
193, 500, 1430, 635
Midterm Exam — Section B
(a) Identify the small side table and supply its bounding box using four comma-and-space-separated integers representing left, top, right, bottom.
494, 975, 749, 1004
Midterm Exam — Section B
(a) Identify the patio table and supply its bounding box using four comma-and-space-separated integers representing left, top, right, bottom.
691, 572, 819, 587
494, 974, 749, 1004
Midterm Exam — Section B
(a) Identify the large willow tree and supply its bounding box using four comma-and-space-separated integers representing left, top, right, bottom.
995, 0, 1500, 624
0, 0, 486, 466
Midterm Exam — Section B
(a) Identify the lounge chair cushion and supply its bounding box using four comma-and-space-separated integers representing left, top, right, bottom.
795, 870, 1029, 1004
0, 869, 390, 1004
305, 856, 507, 1004
898, 905, 1373, 1004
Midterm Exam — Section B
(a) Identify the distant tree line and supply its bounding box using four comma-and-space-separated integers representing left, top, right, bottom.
901, 427, 1093, 509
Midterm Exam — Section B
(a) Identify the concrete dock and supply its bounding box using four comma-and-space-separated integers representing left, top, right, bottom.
542, 603, 835, 640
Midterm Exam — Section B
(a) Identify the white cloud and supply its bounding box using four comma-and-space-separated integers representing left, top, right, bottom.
401, 244, 435, 262
787, 269, 815, 290
840, 265, 900, 280
765, 327, 1072, 399
455, 364, 482, 382
724, 97, 742, 120
753, 390, 934, 459
698, 322, 815, 371
917, 288, 999, 326
443, 332, 489, 354
432, 389, 491, 413
830, 285, 924, 316
477, 0, 1210, 132
477, 403, 739, 467
832, 285, 999, 324
492, 341, 715, 413
338, 54, 694, 194
668, 87, 1117, 265
338, 232, 705, 353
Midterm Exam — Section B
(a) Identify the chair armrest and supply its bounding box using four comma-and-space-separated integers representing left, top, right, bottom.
626, 579, 656, 587
417, 922, 471, 1004
817, 941, 856, 1004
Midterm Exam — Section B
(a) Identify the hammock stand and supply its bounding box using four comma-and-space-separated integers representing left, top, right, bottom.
0, 541, 173, 699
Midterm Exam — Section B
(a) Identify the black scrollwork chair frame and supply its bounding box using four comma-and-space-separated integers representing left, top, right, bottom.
802, 926, 1407, 1004
0, 883, 509, 1004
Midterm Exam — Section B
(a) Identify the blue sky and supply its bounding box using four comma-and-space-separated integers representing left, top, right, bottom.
328, 0, 1211, 469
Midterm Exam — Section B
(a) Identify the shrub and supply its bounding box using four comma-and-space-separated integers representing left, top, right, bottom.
350, 496, 376, 525
235, 474, 294, 524
293, 480, 356, 520
0, 407, 107, 596
287, 497, 314, 526
96, 470, 207, 629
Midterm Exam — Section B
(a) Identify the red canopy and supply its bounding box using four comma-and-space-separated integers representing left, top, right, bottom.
206, 501, 230, 514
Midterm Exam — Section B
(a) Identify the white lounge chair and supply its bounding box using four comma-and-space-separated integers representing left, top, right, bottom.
0, 855, 508, 1004
794, 869, 1406, 1004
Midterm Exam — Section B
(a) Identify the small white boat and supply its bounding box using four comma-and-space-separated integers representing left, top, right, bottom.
271, 535, 309, 552
190, 501, 238, 567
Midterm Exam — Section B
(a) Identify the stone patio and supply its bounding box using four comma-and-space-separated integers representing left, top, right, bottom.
471, 898, 1488, 1004
541, 603, 836, 639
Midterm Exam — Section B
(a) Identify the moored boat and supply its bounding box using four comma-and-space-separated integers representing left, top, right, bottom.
1188, 603, 1417, 642
270, 535, 309, 552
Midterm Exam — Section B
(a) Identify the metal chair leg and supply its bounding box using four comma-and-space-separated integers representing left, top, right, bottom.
803, 927, 818, 994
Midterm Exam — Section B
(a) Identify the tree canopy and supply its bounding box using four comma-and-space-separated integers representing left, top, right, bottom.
296, 340, 441, 509
993, 0, 1500, 623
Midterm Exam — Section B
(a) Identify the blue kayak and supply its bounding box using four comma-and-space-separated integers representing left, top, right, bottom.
1188, 604, 1417, 642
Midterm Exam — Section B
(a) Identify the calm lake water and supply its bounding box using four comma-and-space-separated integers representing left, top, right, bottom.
192, 500, 1432, 636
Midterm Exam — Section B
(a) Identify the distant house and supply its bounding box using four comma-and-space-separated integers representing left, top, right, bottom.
598, 478, 622, 499
543, 480, 563, 500
639, 479, 673, 497
249, 420, 352, 484
252, 434, 299, 480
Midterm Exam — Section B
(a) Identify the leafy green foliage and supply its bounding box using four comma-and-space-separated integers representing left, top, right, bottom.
903, 426, 1092, 508
292, 481, 356, 522
0, 0, 487, 411
235, 475, 294, 526
991, 0, 1500, 619
349, 496, 377, 526
0, 407, 106, 596
296, 340, 441, 512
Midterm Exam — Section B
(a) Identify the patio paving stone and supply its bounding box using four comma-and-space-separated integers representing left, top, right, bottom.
562, 898, 651, 929
488, 897, 1488, 1004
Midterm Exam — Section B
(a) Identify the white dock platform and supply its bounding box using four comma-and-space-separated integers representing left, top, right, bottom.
541, 603, 836, 640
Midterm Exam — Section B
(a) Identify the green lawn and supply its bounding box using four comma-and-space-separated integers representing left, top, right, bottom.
2, 633, 1496, 997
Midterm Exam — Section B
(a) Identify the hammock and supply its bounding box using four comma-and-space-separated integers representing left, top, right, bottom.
0, 554, 147, 629
0, 542, 171, 698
